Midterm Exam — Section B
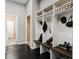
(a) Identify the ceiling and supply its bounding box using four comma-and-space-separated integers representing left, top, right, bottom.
6, 0, 29, 5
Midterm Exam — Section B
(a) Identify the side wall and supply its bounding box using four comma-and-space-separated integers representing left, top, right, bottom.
53, 13, 73, 47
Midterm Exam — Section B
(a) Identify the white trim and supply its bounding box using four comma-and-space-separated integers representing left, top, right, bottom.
16, 15, 18, 44
5, 42, 27, 47
17, 42, 27, 45
25, 15, 27, 43
5, 43, 17, 46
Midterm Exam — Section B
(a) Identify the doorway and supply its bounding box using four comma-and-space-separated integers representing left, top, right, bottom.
5, 15, 18, 46
25, 15, 30, 46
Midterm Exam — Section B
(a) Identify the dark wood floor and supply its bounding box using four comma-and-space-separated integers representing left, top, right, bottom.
5, 44, 50, 59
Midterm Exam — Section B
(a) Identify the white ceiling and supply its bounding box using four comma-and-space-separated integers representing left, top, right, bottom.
6, 0, 29, 5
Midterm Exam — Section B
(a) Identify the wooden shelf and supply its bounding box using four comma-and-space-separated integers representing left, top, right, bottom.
34, 40, 72, 58
44, 10, 53, 16
36, 10, 43, 16
43, 5, 53, 13
52, 46, 72, 58
34, 40, 42, 44
41, 43, 53, 49
34, 40, 52, 49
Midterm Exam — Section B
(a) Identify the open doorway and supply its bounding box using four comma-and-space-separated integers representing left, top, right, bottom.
5, 15, 18, 46
25, 15, 30, 46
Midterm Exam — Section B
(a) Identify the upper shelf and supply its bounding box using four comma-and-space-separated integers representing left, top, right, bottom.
43, 5, 53, 13
54, 1, 73, 15
36, 3, 53, 15
55, 8, 73, 16
35, 0, 73, 18
54, 0, 72, 8
36, 10, 42, 16
44, 10, 53, 15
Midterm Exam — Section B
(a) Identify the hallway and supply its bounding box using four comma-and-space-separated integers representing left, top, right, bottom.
5, 0, 73, 59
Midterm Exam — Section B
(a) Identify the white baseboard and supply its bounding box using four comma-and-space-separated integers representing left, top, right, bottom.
5, 42, 27, 46
5, 43, 17, 47
17, 42, 27, 45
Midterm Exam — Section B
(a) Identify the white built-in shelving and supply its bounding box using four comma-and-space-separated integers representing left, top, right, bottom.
34, 0, 73, 59
54, 0, 73, 15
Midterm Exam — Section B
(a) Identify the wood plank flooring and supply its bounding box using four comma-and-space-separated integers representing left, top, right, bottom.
5, 44, 50, 59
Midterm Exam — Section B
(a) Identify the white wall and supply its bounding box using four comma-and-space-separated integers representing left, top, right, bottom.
53, 13, 73, 47
25, 0, 32, 15
5, 0, 26, 44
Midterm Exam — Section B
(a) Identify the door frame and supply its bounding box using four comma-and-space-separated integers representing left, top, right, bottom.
25, 15, 31, 45
5, 14, 18, 45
